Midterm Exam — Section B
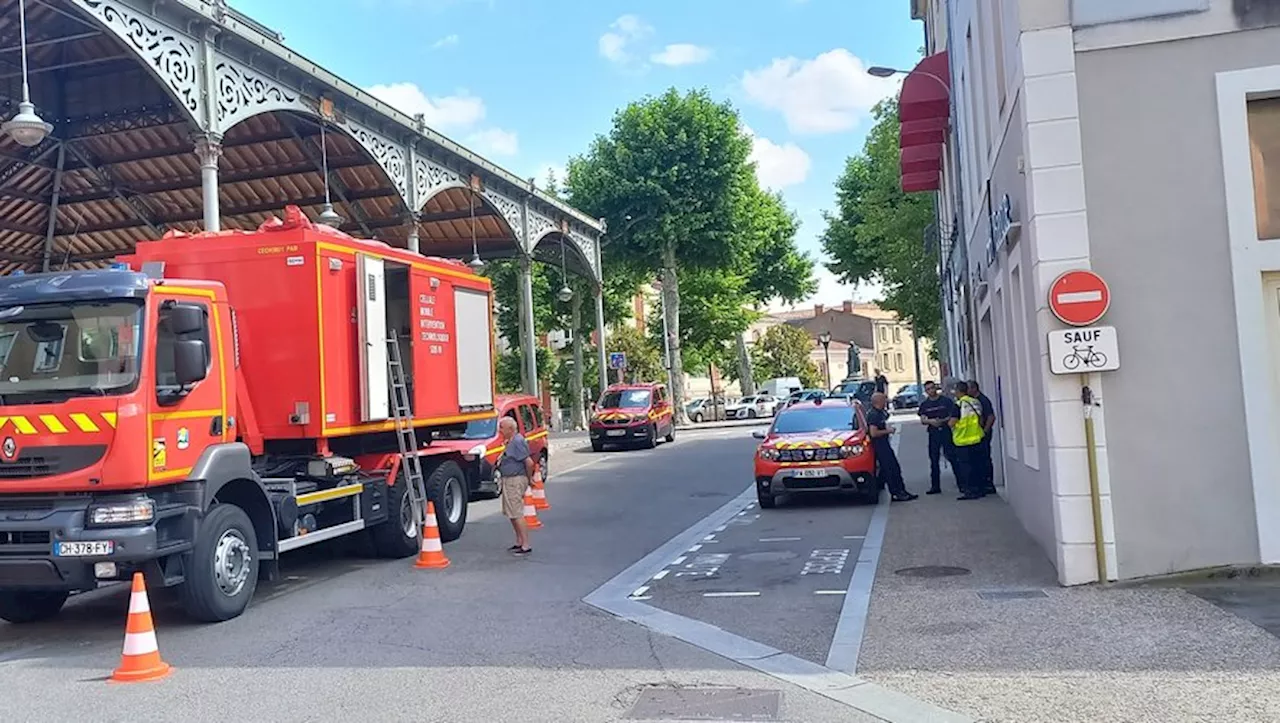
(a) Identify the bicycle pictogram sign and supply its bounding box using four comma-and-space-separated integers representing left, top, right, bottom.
1048, 326, 1120, 375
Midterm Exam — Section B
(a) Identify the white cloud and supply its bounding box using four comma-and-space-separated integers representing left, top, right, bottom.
599, 14, 652, 64
467, 128, 519, 156
742, 125, 810, 191
741, 49, 900, 135
533, 162, 567, 188
366, 82, 485, 131
431, 34, 459, 49
650, 43, 712, 67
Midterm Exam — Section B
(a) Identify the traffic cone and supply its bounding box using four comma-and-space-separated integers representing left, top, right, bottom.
522, 489, 543, 529
414, 501, 451, 569
111, 573, 171, 683
531, 468, 550, 511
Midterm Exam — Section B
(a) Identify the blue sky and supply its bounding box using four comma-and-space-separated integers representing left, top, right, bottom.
230, 0, 923, 310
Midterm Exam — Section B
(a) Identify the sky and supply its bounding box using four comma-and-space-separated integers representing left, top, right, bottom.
230, 0, 924, 312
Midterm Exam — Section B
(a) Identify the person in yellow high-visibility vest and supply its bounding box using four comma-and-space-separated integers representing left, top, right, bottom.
948, 380, 987, 501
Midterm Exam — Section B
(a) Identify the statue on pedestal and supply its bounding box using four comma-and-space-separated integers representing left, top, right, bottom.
846, 343, 861, 380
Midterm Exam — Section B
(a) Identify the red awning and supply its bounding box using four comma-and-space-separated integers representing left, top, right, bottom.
898, 51, 950, 124
897, 51, 950, 194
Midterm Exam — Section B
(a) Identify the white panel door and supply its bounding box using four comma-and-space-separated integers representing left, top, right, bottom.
357, 254, 390, 422
455, 288, 494, 409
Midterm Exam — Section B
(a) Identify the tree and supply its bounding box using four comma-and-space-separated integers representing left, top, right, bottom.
820, 98, 941, 336
566, 88, 754, 424
750, 324, 821, 388
603, 325, 663, 385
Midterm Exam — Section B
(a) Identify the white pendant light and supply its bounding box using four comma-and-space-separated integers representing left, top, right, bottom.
3, 0, 52, 148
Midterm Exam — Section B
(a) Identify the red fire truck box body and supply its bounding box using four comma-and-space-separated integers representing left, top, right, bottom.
121, 217, 496, 443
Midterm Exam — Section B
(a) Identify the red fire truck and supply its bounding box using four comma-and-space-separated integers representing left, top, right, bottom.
0, 207, 496, 623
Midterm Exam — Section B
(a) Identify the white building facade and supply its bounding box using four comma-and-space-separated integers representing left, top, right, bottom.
907, 0, 1280, 584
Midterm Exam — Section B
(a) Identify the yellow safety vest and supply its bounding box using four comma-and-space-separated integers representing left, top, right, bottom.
952, 396, 984, 447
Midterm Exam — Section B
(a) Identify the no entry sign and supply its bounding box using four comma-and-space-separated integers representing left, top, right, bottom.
1049, 270, 1110, 326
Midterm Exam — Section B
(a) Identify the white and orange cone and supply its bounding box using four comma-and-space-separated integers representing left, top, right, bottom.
111, 573, 171, 684
531, 468, 550, 511
414, 501, 451, 569
522, 490, 543, 529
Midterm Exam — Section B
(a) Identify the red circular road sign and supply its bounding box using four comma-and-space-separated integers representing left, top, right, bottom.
1049, 270, 1110, 326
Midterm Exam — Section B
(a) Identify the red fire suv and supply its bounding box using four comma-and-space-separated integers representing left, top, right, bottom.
432, 394, 550, 498
590, 383, 675, 451
752, 398, 877, 508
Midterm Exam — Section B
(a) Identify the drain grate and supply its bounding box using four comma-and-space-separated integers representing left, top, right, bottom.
978, 589, 1048, 601
895, 565, 971, 578
625, 688, 782, 721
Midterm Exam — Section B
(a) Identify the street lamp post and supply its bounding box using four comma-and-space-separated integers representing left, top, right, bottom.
818, 331, 832, 391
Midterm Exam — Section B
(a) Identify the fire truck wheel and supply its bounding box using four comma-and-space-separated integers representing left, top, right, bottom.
370, 473, 421, 559
178, 504, 259, 623
427, 460, 468, 543
0, 590, 68, 623
642, 424, 657, 449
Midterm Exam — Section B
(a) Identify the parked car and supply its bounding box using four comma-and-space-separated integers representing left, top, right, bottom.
590, 382, 676, 451
829, 379, 876, 406
752, 397, 878, 508
784, 388, 827, 408
758, 376, 804, 398
727, 393, 780, 419
892, 383, 925, 409
687, 396, 731, 423
432, 394, 550, 500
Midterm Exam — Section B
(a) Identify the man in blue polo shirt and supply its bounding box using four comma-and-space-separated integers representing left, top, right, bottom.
917, 381, 957, 495
968, 380, 997, 495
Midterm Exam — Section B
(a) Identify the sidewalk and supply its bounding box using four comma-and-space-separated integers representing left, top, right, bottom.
858, 428, 1280, 722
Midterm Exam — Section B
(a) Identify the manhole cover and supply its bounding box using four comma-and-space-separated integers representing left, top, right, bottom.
739, 551, 798, 562
895, 565, 971, 578
625, 688, 781, 720
978, 589, 1048, 601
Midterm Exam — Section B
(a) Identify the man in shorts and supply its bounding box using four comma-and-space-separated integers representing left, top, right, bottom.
497, 416, 536, 554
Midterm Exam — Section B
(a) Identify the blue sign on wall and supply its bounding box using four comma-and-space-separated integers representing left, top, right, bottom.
609, 352, 627, 370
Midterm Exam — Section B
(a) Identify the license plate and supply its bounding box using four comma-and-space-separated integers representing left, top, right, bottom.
791, 468, 829, 479
606, 429, 627, 437
53, 541, 114, 557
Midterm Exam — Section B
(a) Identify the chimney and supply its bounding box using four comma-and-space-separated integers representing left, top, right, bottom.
842, 300, 853, 313
814, 303, 825, 316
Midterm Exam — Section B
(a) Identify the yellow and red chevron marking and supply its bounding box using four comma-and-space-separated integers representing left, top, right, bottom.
597, 412, 632, 422
0, 411, 117, 435
773, 438, 848, 450
647, 408, 672, 421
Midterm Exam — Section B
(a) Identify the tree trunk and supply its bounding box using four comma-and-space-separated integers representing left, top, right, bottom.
661, 248, 688, 425
736, 334, 756, 396
570, 292, 585, 430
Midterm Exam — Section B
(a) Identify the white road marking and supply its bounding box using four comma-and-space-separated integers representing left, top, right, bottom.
843, 535, 866, 540
815, 590, 848, 596
671, 556, 687, 566
651, 569, 670, 580
802, 549, 850, 575
759, 536, 802, 542
630, 596, 652, 601
703, 591, 760, 598
714, 525, 727, 532
687, 544, 702, 552
703, 534, 717, 541
827, 491, 892, 675
629, 586, 649, 598
674, 553, 730, 577
554, 454, 613, 477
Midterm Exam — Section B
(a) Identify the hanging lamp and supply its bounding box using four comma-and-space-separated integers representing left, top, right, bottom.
3, 0, 52, 148
317, 121, 342, 226
467, 189, 484, 269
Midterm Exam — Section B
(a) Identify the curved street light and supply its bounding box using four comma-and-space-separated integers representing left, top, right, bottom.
3, 0, 52, 148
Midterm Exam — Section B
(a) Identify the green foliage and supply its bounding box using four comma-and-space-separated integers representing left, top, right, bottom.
549, 345, 603, 411
820, 98, 941, 333
495, 347, 554, 394
750, 324, 821, 388
737, 184, 816, 306
605, 325, 664, 384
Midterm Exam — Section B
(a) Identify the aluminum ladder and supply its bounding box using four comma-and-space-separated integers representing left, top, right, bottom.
387, 333, 429, 537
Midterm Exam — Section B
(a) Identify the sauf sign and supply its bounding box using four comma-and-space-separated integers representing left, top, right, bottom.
1047, 269, 1120, 375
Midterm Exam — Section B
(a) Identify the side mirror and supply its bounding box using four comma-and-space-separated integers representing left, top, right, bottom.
752, 429, 767, 440
165, 303, 206, 336
173, 339, 208, 385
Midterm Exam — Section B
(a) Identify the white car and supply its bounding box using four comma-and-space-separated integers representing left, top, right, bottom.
727, 393, 779, 419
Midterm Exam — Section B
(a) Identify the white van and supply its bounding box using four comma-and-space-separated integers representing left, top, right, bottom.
758, 377, 803, 398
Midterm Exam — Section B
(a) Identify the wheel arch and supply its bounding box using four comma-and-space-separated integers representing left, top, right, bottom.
192, 443, 276, 555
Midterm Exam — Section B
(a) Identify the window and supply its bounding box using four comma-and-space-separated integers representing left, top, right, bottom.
895, 352, 904, 371
1248, 98, 1280, 240
0, 301, 142, 399
893, 326, 902, 343
531, 404, 545, 430
879, 327, 887, 342
882, 352, 891, 369
518, 404, 536, 433
155, 303, 211, 393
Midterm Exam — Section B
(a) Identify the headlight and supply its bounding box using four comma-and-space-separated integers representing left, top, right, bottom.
87, 498, 155, 526
840, 444, 865, 458
465, 443, 487, 459
759, 447, 780, 461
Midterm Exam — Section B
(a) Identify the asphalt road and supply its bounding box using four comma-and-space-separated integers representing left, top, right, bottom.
0, 424, 896, 723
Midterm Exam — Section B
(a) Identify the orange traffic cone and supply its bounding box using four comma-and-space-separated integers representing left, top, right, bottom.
531, 469, 550, 511
522, 489, 544, 529
111, 573, 171, 683
414, 501, 451, 569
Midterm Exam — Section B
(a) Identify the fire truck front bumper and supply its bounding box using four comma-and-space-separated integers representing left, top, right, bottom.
0, 494, 195, 592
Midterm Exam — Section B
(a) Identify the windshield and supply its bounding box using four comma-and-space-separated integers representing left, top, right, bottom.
435, 416, 498, 441
600, 389, 651, 409
0, 300, 143, 403
772, 406, 861, 435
